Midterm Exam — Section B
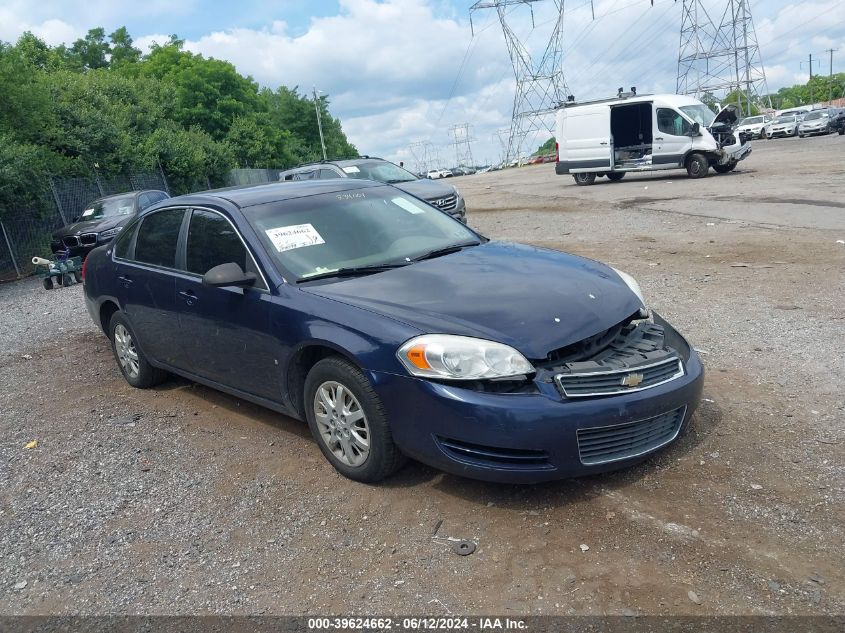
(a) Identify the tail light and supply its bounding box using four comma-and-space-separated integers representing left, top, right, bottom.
81, 256, 87, 282
555, 141, 559, 162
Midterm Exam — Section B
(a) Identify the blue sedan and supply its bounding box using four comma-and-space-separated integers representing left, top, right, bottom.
82, 180, 703, 483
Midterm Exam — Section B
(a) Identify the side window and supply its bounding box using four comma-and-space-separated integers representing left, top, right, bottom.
134, 208, 185, 268
185, 210, 266, 289
657, 108, 692, 136
149, 191, 168, 204
137, 193, 152, 210
113, 222, 139, 260
319, 169, 340, 180
294, 171, 315, 181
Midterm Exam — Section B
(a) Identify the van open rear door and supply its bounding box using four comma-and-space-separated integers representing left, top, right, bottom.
560, 106, 612, 173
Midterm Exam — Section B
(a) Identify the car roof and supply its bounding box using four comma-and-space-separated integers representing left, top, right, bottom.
90, 189, 166, 204
163, 179, 385, 209
279, 157, 389, 173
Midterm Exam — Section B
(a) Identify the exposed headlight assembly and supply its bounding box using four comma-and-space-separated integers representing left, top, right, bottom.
397, 334, 534, 380
610, 267, 648, 317
98, 226, 123, 239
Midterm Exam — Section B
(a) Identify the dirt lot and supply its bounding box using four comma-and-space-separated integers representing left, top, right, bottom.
1, 134, 843, 616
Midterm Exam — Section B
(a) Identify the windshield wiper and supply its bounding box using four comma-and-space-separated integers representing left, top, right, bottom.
297, 263, 408, 283
412, 241, 481, 262
385, 178, 416, 184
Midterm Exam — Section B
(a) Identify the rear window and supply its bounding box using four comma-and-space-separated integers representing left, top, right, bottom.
134, 209, 185, 268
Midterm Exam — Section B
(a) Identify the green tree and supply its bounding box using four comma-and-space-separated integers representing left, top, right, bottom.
109, 27, 141, 67
70, 27, 111, 69
534, 137, 555, 156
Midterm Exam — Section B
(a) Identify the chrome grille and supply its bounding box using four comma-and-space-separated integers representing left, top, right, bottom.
555, 356, 683, 398
429, 193, 458, 212
577, 406, 686, 465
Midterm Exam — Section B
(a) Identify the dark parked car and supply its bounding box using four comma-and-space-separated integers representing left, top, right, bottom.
51, 190, 169, 258
278, 157, 466, 222
830, 108, 845, 135
83, 180, 703, 484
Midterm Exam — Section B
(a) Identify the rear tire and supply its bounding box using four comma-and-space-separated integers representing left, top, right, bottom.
304, 356, 406, 483
713, 162, 736, 174
686, 153, 710, 179
606, 172, 625, 182
73, 271, 82, 283
109, 312, 167, 389
572, 172, 596, 186
42, 277, 53, 290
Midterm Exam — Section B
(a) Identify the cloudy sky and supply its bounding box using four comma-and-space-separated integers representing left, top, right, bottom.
2, 0, 844, 168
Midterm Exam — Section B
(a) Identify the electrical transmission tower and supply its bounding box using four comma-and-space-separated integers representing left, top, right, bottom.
676, 0, 772, 114
408, 141, 440, 175
493, 128, 511, 165
470, 0, 570, 164
450, 124, 476, 168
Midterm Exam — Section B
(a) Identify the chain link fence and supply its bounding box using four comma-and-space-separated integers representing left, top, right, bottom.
0, 166, 285, 282
0, 167, 169, 282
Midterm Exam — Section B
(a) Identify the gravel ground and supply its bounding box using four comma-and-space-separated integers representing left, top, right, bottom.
0, 135, 843, 616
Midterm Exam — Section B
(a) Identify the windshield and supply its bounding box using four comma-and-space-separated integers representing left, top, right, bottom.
679, 104, 716, 126
338, 161, 417, 184
803, 111, 825, 120
80, 195, 135, 220
775, 115, 796, 123
244, 187, 479, 280
740, 116, 763, 125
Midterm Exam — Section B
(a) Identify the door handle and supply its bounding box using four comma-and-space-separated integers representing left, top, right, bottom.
117, 275, 133, 287
655, 137, 664, 141
600, 141, 608, 145
179, 290, 198, 305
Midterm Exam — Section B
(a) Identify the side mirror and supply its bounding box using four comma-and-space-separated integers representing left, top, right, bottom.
202, 262, 256, 288
690, 122, 700, 136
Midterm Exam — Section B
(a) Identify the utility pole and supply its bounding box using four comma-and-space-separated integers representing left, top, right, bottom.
801, 55, 819, 105
313, 86, 327, 161
825, 48, 837, 103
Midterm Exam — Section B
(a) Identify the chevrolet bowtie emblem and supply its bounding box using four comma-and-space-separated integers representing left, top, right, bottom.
621, 372, 644, 388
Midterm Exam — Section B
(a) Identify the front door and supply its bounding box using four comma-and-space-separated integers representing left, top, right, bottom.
174, 208, 284, 402
653, 107, 694, 169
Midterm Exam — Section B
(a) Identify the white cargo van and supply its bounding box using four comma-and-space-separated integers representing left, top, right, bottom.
554, 93, 751, 185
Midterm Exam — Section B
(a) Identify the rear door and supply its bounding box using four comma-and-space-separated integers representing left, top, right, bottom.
174, 208, 284, 401
562, 106, 612, 172
117, 207, 189, 368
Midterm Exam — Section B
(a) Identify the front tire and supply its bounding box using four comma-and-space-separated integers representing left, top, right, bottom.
109, 312, 167, 388
304, 357, 405, 483
686, 153, 710, 179
713, 161, 737, 174
572, 172, 596, 186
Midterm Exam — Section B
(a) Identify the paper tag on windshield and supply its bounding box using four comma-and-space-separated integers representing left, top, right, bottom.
265, 224, 325, 252
392, 197, 426, 214
341, 166, 360, 174
81, 208, 95, 218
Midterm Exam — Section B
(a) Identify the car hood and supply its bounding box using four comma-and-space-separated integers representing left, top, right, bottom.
302, 241, 643, 360
710, 103, 740, 129
392, 179, 457, 203
53, 215, 130, 238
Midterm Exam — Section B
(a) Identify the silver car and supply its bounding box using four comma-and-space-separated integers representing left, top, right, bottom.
797, 110, 831, 137
764, 114, 799, 139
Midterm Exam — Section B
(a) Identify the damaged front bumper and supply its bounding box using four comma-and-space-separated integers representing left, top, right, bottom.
371, 313, 704, 483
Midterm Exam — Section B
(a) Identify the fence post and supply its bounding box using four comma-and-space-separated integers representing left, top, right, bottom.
158, 159, 171, 195
0, 220, 21, 279
48, 177, 68, 225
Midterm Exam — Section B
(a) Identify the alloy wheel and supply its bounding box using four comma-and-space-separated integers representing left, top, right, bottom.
114, 324, 140, 379
313, 381, 370, 467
